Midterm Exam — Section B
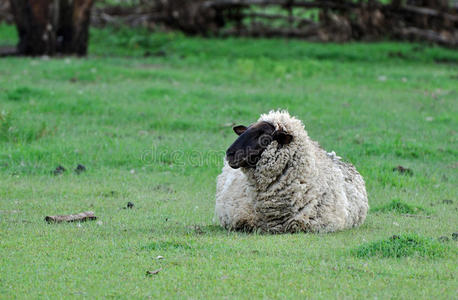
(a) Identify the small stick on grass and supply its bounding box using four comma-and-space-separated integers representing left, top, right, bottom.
146, 268, 162, 276
45, 211, 97, 223
402, 214, 431, 219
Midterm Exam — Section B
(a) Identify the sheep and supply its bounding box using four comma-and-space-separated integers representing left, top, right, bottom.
215, 110, 368, 233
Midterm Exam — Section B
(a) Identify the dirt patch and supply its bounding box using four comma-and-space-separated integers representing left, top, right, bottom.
53, 165, 66, 176
393, 165, 413, 176
74, 164, 86, 174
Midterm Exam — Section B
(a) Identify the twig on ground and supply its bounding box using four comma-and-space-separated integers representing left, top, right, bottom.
45, 211, 97, 223
401, 214, 431, 219
146, 268, 162, 276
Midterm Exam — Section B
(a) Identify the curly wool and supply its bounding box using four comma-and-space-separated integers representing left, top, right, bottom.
215, 110, 368, 233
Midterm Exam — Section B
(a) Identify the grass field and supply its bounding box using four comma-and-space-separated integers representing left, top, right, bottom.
0, 24, 457, 298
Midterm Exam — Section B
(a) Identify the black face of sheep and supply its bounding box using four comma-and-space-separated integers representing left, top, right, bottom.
226, 121, 293, 169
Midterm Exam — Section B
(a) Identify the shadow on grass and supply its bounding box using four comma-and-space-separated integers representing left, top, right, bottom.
5, 86, 48, 101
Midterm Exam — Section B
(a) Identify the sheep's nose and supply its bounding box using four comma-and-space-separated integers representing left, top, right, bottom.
226, 149, 235, 158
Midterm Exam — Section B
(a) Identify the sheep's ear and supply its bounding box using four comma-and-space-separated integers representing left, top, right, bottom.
233, 125, 247, 136
273, 130, 293, 145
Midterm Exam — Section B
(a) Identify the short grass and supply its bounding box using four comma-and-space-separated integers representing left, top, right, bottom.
0, 24, 457, 298
371, 198, 428, 214
352, 234, 452, 259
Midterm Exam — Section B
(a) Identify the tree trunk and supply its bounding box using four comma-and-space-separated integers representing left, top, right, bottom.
9, 0, 94, 56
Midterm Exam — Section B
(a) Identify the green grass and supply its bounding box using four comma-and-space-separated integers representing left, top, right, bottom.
352, 234, 452, 258
0, 23, 457, 298
371, 198, 427, 214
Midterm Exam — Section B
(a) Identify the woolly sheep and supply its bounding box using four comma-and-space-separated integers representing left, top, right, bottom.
215, 110, 368, 233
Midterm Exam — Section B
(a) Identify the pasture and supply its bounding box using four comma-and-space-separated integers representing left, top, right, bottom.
0, 24, 457, 298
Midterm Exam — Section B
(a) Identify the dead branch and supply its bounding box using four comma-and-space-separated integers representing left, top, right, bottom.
45, 211, 97, 223
401, 214, 431, 219
0, 45, 19, 57
146, 268, 162, 276
401, 5, 458, 22
395, 27, 457, 47
222, 24, 320, 38
243, 12, 315, 25
204, 0, 358, 10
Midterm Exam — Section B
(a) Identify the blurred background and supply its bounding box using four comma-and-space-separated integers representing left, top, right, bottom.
0, 0, 457, 56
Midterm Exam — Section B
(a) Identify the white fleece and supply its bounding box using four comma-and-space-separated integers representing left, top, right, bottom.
215, 110, 368, 233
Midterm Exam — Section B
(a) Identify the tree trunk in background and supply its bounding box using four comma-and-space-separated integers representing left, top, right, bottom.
9, 0, 94, 56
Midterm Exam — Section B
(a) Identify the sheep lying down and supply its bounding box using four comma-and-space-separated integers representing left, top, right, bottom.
215, 110, 368, 233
